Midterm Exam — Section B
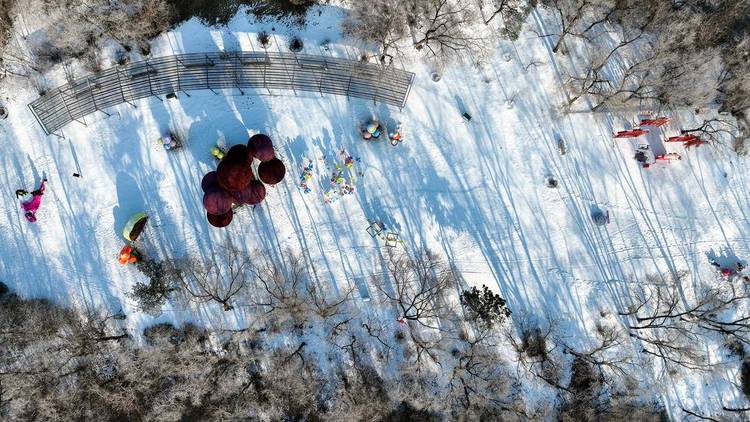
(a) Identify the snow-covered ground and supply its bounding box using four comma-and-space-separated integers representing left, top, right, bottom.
1, 4, 747, 416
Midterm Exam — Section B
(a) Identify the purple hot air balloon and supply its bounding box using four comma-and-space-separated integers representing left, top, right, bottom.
232, 179, 266, 205
207, 209, 233, 228
225, 144, 251, 163
203, 188, 234, 215
201, 171, 219, 192
258, 157, 286, 185
217, 159, 253, 192
248, 134, 275, 162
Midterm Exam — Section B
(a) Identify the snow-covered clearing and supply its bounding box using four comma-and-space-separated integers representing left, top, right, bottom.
1, 4, 747, 416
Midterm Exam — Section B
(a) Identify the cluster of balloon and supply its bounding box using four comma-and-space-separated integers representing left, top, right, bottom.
200, 134, 286, 228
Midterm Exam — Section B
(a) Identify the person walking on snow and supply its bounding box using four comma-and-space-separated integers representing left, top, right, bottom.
17, 179, 47, 223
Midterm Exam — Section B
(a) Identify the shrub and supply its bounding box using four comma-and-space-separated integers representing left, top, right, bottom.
381, 401, 441, 422
560, 356, 604, 421
143, 322, 207, 347
129, 259, 182, 315
289, 37, 304, 52
258, 31, 270, 47
742, 357, 750, 398
460, 285, 512, 328
521, 327, 547, 359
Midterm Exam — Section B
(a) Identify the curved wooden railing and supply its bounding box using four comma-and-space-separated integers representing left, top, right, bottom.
28, 51, 415, 135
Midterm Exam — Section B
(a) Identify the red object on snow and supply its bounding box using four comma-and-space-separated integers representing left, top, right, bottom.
248, 134, 275, 162
231, 179, 266, 205
640, 117, 669, 127
258, 158, 286, 185
225, 144, 251, 163
202, 188, 234, 215
614, 129, 649, 138
684, 138, 708, 149
666, 134, 699, 143
721, 268, 736, 277
217, 159, 253, 192
655, 153, 681, 161
207, 210, 233, 228
201, 171, 219, 192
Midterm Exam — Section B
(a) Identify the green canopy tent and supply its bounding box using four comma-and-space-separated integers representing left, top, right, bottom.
123, 212, 149, 241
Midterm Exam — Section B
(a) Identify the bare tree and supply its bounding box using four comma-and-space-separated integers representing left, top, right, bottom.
620, 272, 750, 372
444, 320, 527, 419
719, 35, 750, 115
478, 0, 536, 40
344, 0, 485, 63
376, 249, 458, 329
2, 0, 173, 75
0, 285, 131, 419
478, 0, 535, 35
680, 117, 739, 146
341, 0, 409, 62
179, 244, 252, 311
250, 251, 352, 328
541, 0, 597, 54
545, 0, 740, 113
557, 321, 639, 419
507, 314, 566, 390
409, 0, 485, 60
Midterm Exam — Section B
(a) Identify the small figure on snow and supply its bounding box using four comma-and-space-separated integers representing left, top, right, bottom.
389, 122, 403, 146
17, 179, 47, 223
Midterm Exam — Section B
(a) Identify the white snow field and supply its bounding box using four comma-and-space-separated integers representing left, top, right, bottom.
0, 4, 747, 417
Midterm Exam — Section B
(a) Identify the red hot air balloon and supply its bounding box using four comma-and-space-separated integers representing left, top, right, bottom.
203, 188, 234, 215
231, 179, 266, 205
217, 159, 253, 191
258, 157, 286, 185
248, 134, 275, 162
207, 209, 233, 228
225, 144, 251, 163
201, 171, 219, 192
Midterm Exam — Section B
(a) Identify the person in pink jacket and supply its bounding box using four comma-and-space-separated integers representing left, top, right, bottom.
15, 179, 47, 223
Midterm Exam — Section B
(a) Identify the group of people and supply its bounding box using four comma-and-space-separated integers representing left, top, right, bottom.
710, 258, 747, 279
360, 120, 403, 146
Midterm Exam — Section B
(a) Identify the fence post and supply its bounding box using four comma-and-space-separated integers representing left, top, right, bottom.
175, 55, 191, 97
88, 78, 111, 117
318, 55, 325, 97
115, 67, 137, 108
145, 60, 163, 102
372, 63, 385, 105
263, 50, 271, 95
233, 52, 244, 95
59, 89, 86, 127
290, 53, 298, 96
